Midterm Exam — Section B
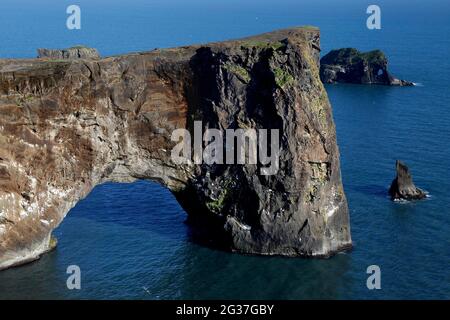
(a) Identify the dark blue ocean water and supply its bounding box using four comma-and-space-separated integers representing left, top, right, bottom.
0, 0, 449, 299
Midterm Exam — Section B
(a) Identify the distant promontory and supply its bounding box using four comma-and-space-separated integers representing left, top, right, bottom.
320, 48, 414, 86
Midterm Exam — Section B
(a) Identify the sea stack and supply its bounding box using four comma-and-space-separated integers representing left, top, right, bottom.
320, 48, 414, 86
0, 27, 352, 270
389, 160, 426, 201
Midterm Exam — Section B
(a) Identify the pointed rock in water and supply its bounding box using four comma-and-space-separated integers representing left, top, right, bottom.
320, 48, 414, 86
389, 161, 427, 201
0, 27, 352, 270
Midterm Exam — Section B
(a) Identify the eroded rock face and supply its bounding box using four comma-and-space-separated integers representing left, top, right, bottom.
0, 27, 351, 270
320, 48, 414, 86
37, 46, 100, 60
389, 160, 426, 201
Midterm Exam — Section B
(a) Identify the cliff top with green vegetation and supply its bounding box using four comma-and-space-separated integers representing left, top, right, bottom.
321, 48, 387, 66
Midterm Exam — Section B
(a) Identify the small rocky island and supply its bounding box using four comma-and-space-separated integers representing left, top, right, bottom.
320, 48, 414, 86
0, 27, 352, 270
389, 161, 427, 201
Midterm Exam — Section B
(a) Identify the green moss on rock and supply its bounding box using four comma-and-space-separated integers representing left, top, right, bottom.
321, 48, 386, 66
240, 40, 285, 51
224, 63, 251, 83
273, 67, 294, 88
49, 235, 58, 250
300, 25, 319, 30
206, 180, 234, 213
206, 188, 229, 212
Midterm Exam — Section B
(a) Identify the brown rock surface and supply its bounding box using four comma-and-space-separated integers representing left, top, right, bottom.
37, 46, 100, 60
0, 27, 351, 270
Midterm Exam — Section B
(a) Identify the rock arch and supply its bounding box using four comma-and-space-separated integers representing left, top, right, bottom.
0, 28, 351, 270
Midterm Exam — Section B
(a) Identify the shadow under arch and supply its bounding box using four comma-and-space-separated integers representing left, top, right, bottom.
54, 179, 233, 256
57, 180, 353, 299
0, 180, 353, 299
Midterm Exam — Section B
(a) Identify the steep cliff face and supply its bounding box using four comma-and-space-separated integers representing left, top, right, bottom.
0, 27, 351, 270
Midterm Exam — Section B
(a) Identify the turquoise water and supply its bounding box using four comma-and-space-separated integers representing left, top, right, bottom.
0, 0, 449, 299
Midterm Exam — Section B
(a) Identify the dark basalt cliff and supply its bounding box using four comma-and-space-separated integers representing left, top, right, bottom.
0, 27, 351, 270
320, 48, 414, 86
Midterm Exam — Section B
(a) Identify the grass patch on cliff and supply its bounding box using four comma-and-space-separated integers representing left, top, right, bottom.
224, 62, 251, 83
70, 45, 89, 49
273, 67, 294, 88
240, 40, 285, 51
206, 180, 233, 213
206, 189, 229, 212
360, 50, 386, 65
298, 45, 330, 131
300, 25, 319, 30
308, 90, 329, 129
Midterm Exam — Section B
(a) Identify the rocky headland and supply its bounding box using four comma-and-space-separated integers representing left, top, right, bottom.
320, 48, 414, 86
0, 27, 351, 270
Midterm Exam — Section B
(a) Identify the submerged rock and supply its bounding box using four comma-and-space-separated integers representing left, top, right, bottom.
389, 161, 427, 201
0, 27, 352, 270
37, 46, 100, 60
320, 48, 414, 86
